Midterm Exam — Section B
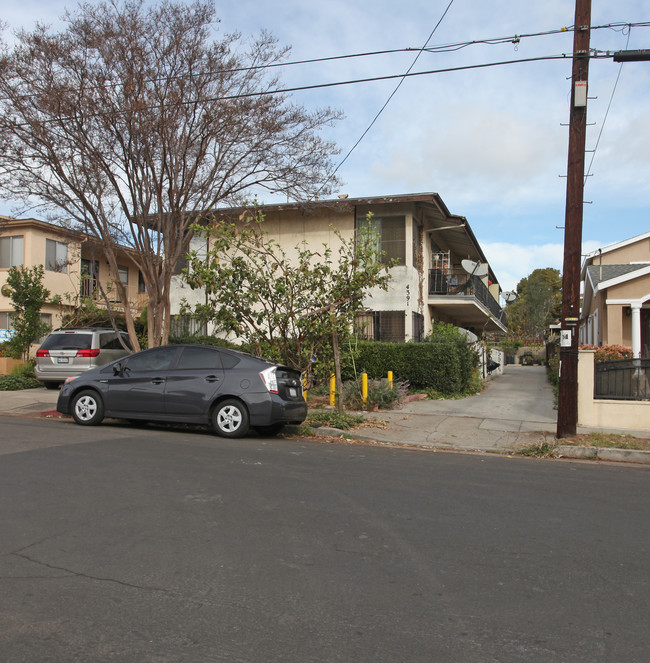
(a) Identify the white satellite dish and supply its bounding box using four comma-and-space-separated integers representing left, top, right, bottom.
503, 290, 517, 303
461, 259, 489, 277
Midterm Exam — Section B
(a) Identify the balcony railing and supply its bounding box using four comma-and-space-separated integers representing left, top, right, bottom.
428, 268, 506, 326
594, 358, 650, 400
80, 278, 146, 311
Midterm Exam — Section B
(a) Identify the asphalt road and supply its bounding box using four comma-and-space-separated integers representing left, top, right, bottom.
1, 416, 649, 662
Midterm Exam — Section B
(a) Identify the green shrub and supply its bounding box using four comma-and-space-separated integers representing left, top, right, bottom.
169, 334, 240, 350
0, 374, 41, 390
344, 338, 477, 394
11, 360, 35, 379
342, 377, 408, 410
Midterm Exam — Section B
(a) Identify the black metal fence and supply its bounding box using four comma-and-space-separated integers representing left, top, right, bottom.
594, 358, 650, 400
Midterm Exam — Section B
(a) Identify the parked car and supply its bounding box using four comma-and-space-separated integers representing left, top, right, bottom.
56, 344, 307, 438
35, 327, 133, 389
520, 352, 535, 366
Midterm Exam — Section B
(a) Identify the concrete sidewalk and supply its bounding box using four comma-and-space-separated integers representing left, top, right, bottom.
2, 367, 649, 464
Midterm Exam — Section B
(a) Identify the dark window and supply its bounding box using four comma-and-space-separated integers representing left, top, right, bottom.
356, 216, 406, 266
40, 333, 92, 351
177, 346, 222, 370
356, 311, 405, 342
125, 347, 178, 372
412, 312, 424, 342
220, 352, 241, 369
99, 332, 133, 350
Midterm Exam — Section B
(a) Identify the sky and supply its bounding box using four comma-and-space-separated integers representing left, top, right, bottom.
2, 0, 649, 292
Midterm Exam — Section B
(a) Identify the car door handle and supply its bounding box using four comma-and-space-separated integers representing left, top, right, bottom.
205, 375, 220, 383
151, 378, 166, 385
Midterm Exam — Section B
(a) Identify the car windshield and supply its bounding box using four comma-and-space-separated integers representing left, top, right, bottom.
40, 333, 92, 350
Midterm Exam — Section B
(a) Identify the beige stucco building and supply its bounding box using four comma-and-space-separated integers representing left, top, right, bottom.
579, 231, 650, 358
1, 216, 146, 337
171, 193, 506, 341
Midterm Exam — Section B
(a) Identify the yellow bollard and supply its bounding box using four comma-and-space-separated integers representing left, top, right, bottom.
362, 372, 368, 408
302, 375, 308, 402
329, 373, 336, 407
387, 371, 393, 389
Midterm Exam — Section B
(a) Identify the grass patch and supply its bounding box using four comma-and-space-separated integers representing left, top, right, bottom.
516, 440, 559, 458
563, 433, 650, 452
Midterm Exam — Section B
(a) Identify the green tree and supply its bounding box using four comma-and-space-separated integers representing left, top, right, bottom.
181, 211, 392, 405
506, 267, 562, 338
5, 265, 51, 359
0, 0, 341, 350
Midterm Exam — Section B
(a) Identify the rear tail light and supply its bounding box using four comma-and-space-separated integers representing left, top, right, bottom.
76, 349, 100, 358
259, 366, 279, 394
36, 349, 49, 357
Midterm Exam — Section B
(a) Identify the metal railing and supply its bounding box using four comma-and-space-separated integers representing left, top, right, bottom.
594, 358, 650, 400
80, 278, 146, 311
428, 268, 506, 326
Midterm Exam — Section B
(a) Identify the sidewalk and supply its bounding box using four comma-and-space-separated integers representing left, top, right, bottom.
2, 368, 650, 464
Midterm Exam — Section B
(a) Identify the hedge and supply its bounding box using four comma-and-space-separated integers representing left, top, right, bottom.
344, 339, 476, 394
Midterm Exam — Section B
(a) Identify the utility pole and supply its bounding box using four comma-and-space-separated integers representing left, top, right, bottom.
557, 0, 591, 438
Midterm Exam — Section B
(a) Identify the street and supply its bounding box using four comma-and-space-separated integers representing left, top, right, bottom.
1, 416, 649, 662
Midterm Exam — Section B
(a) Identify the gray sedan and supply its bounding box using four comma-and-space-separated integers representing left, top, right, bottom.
56, 344, 307, 437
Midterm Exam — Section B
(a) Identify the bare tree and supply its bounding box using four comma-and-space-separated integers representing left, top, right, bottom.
0, 0, 342, 349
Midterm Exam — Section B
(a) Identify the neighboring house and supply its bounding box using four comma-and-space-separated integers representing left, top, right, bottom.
579, 231, 650, 358
0, 216, 147, 337
171, 192, 506, 341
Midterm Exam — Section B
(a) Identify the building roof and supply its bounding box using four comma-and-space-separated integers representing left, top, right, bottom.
586, 263, 649, 288
212, 192, 500, 286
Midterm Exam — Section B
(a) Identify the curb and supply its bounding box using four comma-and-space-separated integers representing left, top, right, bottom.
557, 445, 650, 465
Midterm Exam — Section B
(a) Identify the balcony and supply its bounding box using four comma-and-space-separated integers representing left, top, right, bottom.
428, 268, 507, 333
80, 278, 147, 312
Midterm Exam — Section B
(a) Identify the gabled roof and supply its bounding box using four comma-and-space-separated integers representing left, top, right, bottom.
586, 263, 650, 289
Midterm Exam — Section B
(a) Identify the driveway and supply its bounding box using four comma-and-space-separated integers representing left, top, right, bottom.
357, 365, 557, 451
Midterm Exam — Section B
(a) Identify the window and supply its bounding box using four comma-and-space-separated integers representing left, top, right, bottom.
45, 239, 68, 273
99, 332, 132, 351
117, 265, 129, 284
126, 347, 178, 372
0, 311, 13, 331
138, 270, 146, 294
0, 235, 24, 268
356, 310, 405, 342
177, 346, 222, 370
356, 216, 406, 266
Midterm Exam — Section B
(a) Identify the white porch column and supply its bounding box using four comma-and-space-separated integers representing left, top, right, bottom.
631, 303, 642, 358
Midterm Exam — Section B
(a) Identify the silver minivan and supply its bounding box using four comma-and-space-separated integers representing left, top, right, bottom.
35, 327, 133, 389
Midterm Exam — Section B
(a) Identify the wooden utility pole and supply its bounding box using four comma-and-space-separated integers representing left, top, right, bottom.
557, 0, 591, 438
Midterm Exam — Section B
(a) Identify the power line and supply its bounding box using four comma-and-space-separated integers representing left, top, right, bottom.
318, 0, 457, 191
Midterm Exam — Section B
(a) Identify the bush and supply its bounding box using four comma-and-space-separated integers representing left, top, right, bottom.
306, 411, 364, 430
169, 334, 240, 350
342, 377, 408, 410
11, 360, 35, 379
579, 344, 633, 361
0, 374, 41, 390
344, 338, 477, 394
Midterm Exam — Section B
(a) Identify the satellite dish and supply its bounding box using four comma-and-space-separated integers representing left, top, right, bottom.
461, 259, 488, 277
503, 291, 517, 303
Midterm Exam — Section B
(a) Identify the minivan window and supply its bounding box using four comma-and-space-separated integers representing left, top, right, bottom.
40, 333, 92, 350
99, 332, 132, 350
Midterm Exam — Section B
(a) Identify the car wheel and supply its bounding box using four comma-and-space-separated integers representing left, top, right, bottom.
254, 424, 286, 437
212, 399, 249, 438
71, 390, 105, 426
44, 382, 60, 390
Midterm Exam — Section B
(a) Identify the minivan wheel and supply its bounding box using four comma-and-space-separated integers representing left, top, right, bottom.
212, 399, 249, 438
71, 390, 105, 426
